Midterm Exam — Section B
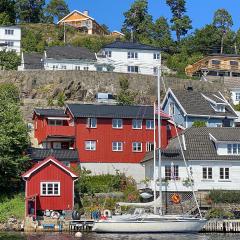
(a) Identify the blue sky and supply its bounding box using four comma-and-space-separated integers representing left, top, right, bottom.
65, 0, 240, 34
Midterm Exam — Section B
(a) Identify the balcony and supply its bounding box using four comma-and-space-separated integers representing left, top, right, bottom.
45, 125, 75, 138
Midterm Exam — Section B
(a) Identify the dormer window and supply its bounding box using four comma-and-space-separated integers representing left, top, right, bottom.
227, 143, 240, 155
211, 103, 225, 113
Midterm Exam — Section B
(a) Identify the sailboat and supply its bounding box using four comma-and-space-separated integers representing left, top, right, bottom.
92, 59, 207, 233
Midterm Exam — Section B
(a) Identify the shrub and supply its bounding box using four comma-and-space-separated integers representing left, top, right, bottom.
209, 190, 240, 204
0, 194, 25, 223
207, 208, 234, 219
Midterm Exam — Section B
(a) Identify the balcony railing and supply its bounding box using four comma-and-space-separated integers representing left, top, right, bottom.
46, 125, 75, 137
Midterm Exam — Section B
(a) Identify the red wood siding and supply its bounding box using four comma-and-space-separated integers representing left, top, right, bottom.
75, 118, 170, 164
26, 162, 74, 211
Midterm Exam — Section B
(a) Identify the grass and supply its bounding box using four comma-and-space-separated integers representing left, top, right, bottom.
0, 194, 25, 223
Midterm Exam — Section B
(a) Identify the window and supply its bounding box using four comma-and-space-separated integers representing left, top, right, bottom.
128, 52, 138, 59
202, 167, 212, 180
61, 65, 66, 70
146, 142, 154, 152
75, 66, 81, 70
105, 51, 112, 57
85, 141, 96, 151
53, 65, 58, 70
96, 66, 103, 72
153, 53, 160, 59
112, 119, 123, 129
5, 41, 14, 47
128, 66, 139, 73
86, 118, 97, 128
169, 102, 175, 116
41, 182, 60, 196
132, 142, 142, 152
84, 67, 89, 71
146, 120, 154, 129
230, 61, 238, 66
212, 60, 221, 65
227, 144, 240, 155
236, 93, 240, 101
112, 142, 123, 151
165, 165, 179, 180
53, 142, 61, 149
215, 104, 225, 112
5, 29, 14, 35
220, 167, 229, 180
48, 119, 63, 126
63, 161, 70, 167
132, 119, 142, 129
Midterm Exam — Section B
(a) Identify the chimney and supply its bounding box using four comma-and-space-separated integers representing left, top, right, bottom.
83, 10, 89, 16
186, 86, 193, 91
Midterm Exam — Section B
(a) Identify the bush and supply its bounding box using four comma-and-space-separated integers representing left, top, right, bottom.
207, 208, 234, 219
209, 190, 240, 204
0, 194, 25, 223
192, 121, 206, 127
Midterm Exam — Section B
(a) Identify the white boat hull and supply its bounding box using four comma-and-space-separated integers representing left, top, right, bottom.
93, 218, 207, 233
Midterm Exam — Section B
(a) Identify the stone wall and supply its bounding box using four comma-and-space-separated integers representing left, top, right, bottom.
0, 70, 226, 121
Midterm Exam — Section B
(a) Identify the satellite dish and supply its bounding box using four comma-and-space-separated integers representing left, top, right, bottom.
140, 192, 153, 199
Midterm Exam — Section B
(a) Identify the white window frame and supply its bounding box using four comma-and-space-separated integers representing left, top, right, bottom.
105, 50, 112, 57
227, 143, 240, 155
5, 29, 14, 35
219, 167, 230, 180
128, 52, 138, 59
202, 167, 213, 180
112, 142, 123, 151
146, 120, 154, 130
40, 182, 60, 196
132, 119, 142, 129
132, 142, 142, 152
85, 140, 96, 151
48, 119, 63, 126
236, 93, 240, 101
75, 66, 81, 70
146, 142, 154, 152
86, 118, 97, 128
127, 66, 139, 73
84, 66, 89, 71
153, 53, 160, 60
112, 119, 123, 129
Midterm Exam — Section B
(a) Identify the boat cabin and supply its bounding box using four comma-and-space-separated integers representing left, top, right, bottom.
22, 156, 78, 218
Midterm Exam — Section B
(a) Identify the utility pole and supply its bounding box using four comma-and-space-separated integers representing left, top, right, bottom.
64, 22, 66, 44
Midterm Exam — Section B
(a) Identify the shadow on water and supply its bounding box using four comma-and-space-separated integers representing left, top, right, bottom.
2, 232, 240, 240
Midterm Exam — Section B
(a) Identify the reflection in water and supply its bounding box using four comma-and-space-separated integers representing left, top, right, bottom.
1, 232, 240, 240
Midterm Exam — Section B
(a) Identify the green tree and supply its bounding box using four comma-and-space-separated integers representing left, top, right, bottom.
45, 0, 69, 22
166, 0, 192, 42
15, 0, 46, 23
121, 0, 153, 41
0, 83, 30, 194
0, 0, 16, 25
117, 77, 136, 105
0, 51, 21, 70
192, 121, 206, 127
57, 92, 65, 107
152, 16, 173, 50
21, 30, 40, 52
213, 9, 233, 54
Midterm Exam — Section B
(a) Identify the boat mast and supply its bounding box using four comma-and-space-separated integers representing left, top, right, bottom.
157, 57, 163, 215
153, 102, 157, 214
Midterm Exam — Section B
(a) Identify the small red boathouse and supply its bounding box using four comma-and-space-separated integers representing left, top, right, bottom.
22, 156, 78, 217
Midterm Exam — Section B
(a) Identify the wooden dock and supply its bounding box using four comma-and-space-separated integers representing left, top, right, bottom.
203, 220, 240, 232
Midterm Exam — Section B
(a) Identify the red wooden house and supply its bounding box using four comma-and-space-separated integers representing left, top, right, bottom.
22, 156, 78, 217
32, 104, 181, 182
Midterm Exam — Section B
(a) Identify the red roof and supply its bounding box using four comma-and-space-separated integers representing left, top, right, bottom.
22, 156, 78, 179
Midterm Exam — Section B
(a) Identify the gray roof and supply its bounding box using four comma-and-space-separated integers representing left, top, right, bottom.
66, 103, 169, 119
23, 53, 43, 70
209, 53, 240, 58
46, 46, 96, 60
29, 148, 79, 162
171, 89, 237, 118
224, 78, 240, 89
143, 127, 240, 162
34, 108, 67, 117
103, 40, 160, 51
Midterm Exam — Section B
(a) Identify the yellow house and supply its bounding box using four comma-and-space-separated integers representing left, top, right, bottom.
57, 10, 108, 36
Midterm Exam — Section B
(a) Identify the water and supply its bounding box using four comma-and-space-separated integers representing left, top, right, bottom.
1, 232, 240, 240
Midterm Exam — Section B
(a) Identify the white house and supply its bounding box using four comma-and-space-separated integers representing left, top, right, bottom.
0, 26, 21, 54
142, 127, 240, 193
98, 40, 161, 76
